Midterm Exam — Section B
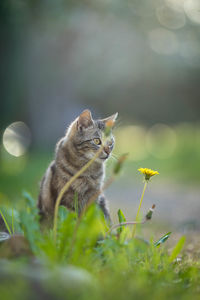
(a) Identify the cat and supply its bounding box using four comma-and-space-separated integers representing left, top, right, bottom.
37, 109, 118, 222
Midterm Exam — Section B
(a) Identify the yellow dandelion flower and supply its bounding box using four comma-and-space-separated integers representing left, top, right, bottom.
138, 168, 159, 181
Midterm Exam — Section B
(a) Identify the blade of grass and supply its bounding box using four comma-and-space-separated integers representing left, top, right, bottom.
0, 208, 12, 235
74, 192, 79, 218
12, 208, 15, 234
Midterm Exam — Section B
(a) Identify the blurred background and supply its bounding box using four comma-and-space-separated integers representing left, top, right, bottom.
1, 0, 200, 234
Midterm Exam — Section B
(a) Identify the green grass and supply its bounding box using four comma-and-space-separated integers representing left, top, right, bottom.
0, 192, 199, 300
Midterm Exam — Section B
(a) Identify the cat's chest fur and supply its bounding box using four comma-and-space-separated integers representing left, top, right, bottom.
53, 158, 105, 210
57, 164, 104, 195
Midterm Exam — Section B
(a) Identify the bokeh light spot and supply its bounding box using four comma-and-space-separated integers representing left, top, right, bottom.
156, 4, 186, 29
146, 124, 177, 159
3, 122, 31, 157
148, 28, 179, 55
115, 126, 148, 161
184, 0, 200, 24
180, 32, 200, 68
165, 0, 184, 12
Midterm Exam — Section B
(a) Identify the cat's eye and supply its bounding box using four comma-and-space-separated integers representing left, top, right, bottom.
93, 138, 101, 145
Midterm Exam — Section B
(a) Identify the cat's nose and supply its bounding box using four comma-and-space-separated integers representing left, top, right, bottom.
109, 143, 114, 151
104, 146, 111, 155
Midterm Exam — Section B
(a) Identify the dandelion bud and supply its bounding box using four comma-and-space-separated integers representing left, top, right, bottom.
145, 204, 156, 220
113, 153, 128, 175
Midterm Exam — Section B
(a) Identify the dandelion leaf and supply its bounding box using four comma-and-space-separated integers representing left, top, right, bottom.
170, 236, 186, 262
154, 232, 172, 247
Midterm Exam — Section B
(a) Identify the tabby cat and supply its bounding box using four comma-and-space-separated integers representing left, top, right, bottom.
37, 109, 117, 221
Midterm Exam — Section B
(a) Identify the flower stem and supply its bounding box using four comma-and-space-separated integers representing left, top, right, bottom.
132, 181, 147, 238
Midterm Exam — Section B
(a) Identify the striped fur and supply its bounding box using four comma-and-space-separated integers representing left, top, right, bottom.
37, 110, 117, 221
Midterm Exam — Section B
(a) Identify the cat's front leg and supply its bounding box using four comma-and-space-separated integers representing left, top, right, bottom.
97, 194, 112, 225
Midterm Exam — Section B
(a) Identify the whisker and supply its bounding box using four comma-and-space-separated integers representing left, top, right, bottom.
109, 152, 119, 161
113, 119, 124, 131
110, 154, 118, 161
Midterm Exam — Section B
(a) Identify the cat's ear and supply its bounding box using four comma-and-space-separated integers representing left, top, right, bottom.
77, 109, 94, 131
101, 112, 118, 125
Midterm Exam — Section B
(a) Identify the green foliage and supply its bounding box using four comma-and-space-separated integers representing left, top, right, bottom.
0, 206, 21, 235
70, 204, 107, 265
18, 192, 42, 252
0, 193, 198, 300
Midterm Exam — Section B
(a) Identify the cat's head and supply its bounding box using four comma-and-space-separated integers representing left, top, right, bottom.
67, 109, 118, 162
